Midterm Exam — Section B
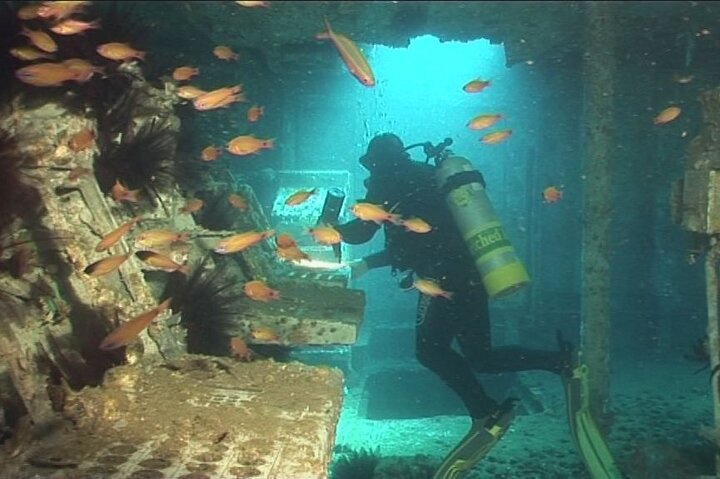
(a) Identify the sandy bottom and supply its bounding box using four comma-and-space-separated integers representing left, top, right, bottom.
333, 353, 715, 478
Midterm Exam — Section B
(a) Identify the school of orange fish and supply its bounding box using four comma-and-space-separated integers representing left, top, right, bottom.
9, 1, 693, 357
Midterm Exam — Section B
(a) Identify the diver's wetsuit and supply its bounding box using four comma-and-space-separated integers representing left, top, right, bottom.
336, 159, 564, 419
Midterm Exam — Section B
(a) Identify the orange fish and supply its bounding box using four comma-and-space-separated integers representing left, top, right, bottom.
135, 251, 188, 274
309, 225, 342, 245
316, 17, 375, 87
37, 1, 89, 20
50, 18, 101, 35
277, 245, 309, 262
215, 230, 275, 255
201, 145, 222, 162
542, 186, 564, 204
481, 129, 512, 145
193, 85, 245, 111
244, 281, 280, 303
250, 326, 280, 342
214, 45, 239, 61
227, 135, 275, 156
228, 193, 249, 212
285, 188, 316, 206
68, 128, 95, 152
463, 79, 491, 93
467, 114, 502, 131
111, 179, 141, 203
180, 198, 204, 214
62, 58, 104, 82
401, 217, 432, 234
20, 26, 58, 53
15, 63, 80, 87
135, 229, 188, 249
95, 217, 142, 252
98, 298, 173, 350
17, 4, 42, 20
230, 336, 254, 361
276, 234, 297, 248
235, 1, 270, 7
177, 85, 207, 100
654, 106, 681, 125
414, 278, 454, 300
247, 105, 264, 122
97, 42, 146, 62
351, 203, 401, 224
9, 46, 54, 61
172, 66, 199, 81
83, 252, 132, 277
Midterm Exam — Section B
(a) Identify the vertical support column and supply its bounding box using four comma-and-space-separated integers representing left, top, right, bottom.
706, 242, 720, 477
581, 1, 616, 430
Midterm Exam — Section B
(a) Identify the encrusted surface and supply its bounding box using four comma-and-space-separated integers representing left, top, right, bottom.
3, 355, 344, 479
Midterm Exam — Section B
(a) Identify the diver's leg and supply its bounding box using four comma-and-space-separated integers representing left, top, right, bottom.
415, 293, 498, 419
455, 287, 567, 374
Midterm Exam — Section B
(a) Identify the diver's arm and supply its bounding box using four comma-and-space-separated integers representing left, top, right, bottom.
334, 218, 380, 245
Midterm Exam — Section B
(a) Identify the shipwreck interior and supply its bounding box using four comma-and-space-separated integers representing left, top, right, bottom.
1, 1, 720, 478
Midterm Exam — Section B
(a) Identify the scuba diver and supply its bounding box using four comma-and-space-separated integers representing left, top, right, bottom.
334, 133, 622, 479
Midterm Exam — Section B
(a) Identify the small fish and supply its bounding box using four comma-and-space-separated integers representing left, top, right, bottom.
9, 46, 54, 61
285, 188, 317, 206
193, 85, 245, 111
215, 230, 275, 254
228, 193, 249, 211
244, 281, 280, 303
401, 217, 432, 233
50, 18, 101, 35
37, 1, 89, 20
277, 245, 310, 262
542, 186, 564, 204
135, 251, 188, 274
98, 298, 173, 350
180, 198, 204, 214
309, 225, 342, 245
135, 229, 188, 249
68, 128, 95, 152
316, 17, 375, 87
247, 105, 264, 122
20, 26, 57, 53
172, 66, 199, 81
351, 202, 401, 224
201, 145, 222, 162
251, 326, 281, 341
276, 233, 297, 248
236, 1, 271, 7
230, 336, 254, 361
463, 79, 491, 93
97, 42, 146, 62
17, 4, 42, 20
83, 252, 132, 277
227, 135, 275, 156
68, 166, 93, 181
481, 129, 512, 145
654, 106, 681, 125
95, 217, 142, 252
214, 45, 239, 61
467, 114, 502, 131
414, 278, 454, 300
111, 179, 141, 203
15, 63, 80, 87
672, 73, 694, 84
177, 85, 207, 99
62, 58, 104, 82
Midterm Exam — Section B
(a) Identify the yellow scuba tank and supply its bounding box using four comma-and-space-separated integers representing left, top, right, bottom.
436, 155, 530, 298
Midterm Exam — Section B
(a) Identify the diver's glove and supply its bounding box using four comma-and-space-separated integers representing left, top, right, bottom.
348, 259, 369, 280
